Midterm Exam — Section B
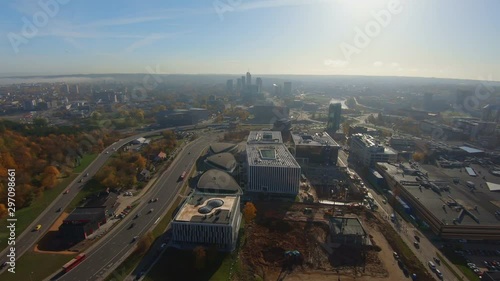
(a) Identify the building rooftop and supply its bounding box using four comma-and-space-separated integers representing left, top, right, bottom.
329, 216, 366, 236
247, 131, 283, 144
205, 153, 237, 172
209, 143, 238, 154
64, 207, 104, 222
197, 169, 241, 194
378, 162, 500, 227
174, 194, 238, 224
247, 144, 300, 168
292, 132, 340, 147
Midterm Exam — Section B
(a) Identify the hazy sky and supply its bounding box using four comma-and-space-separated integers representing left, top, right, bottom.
0, 0, 499, 80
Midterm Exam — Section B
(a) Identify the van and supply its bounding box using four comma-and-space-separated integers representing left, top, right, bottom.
428, 261, 436, 270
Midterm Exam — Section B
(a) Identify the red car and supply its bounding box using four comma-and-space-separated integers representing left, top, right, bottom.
64, 189, 69, 194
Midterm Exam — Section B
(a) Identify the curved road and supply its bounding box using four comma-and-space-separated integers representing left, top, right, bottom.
56, 134, 217, 281
0, 125, 199, 274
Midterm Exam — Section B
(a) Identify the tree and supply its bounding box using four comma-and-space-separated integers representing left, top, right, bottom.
412, 152, 425, 162
193, 246, 206, 269
243, 202, 257, 222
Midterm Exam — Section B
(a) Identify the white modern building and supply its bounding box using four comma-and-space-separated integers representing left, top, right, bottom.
171, 194, 241, 252
246, 131, 301, 196
350, 134, 397, 167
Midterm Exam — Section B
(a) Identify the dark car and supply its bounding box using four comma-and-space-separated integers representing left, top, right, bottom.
414, 235, 420, 242
434, 257, 441, 265
129, 223, 136, 229
57, 207, 62, 212
414, 241, 420, 249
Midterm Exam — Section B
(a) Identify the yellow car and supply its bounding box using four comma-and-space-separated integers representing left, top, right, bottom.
35, 224, 41, 231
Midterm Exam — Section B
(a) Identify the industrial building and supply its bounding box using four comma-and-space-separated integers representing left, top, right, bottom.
59, 207, 106, 243
291, 132, 340, 165
246, 131, 301, 196
326, 103, 342, 134
376, 162, 500, 240
349, 134, 397, 167
156, 108, 209, 127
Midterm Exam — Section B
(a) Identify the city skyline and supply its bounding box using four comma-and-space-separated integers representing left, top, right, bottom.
1, 0, 499, 81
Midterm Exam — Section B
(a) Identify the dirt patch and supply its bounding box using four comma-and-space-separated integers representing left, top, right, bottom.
236, 202, 409, 281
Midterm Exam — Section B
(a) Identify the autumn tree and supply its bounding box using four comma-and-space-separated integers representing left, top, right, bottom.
243, 202, 257, 222
412, 152, 425, 162
193, 246, 206, 270
41, 166, 60, 189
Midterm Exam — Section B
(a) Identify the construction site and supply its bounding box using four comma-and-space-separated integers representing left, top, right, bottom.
235, 201, 433, 281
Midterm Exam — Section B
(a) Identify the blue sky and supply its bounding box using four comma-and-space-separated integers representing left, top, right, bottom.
0, 0, 499, 80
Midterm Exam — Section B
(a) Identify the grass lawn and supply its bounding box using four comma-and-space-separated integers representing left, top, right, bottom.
0, 176, 76, 252
440, 248, 480, 281
73, 154, 98, 173
65, 179, 106, 212
0, 251, 74, 281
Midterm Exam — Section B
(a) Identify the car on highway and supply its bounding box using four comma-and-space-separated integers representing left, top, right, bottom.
131, 236, 139, 242
414, 235, 420, 242
57, 207, 62, 212
413, 241, 419, 249
134, 213, 140, 219
85, 172, 89, 177
161, 243, 167, 248
393, 252, 399, 259
106, 151, 109, 154
129, 223, 135, 229
148, 209, 154, 214
34, 224, 42, 231
433, 257, 441, 265
435, 269, 443, 279
64, 189, 69, 194
428, 261, 436, 271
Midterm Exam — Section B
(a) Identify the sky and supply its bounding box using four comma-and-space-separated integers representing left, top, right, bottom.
0, 0, 499, 81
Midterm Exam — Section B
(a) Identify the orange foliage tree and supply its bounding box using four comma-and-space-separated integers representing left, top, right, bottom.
243, 202, 257, 222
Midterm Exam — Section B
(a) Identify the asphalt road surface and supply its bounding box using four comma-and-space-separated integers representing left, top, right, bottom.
0, 125, 197, 274
55, 134, 216, 281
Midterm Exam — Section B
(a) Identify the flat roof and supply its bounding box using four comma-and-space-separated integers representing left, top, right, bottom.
197, 169, 241, 194
247, 131, 283, 144
486, 182, 500, 192
329, 217, 366, 236
459, 146, 484, 154
378, 163, 500, 227
174, 194, 238, 224
64, 207, 104, 222
247, 144, 300, 168
292, 132, 340, 147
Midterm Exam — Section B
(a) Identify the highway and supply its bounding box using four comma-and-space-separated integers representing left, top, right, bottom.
0, 125, 200, 274
55, 134, 217, 281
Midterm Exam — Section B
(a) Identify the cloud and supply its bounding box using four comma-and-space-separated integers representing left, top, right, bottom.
390, 62, 400, 67
324, 59, 349, 67
373, 61, 384, 67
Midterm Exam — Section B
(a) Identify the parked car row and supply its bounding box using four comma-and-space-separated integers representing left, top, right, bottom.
428, 260, 443, 279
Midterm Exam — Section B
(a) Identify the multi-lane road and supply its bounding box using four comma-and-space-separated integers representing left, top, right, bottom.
55, 134, 217, 281
0, 125, 200, 275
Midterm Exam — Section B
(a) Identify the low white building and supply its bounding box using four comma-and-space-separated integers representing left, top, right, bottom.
350, 134, 397, 167
171, 193, 241, 251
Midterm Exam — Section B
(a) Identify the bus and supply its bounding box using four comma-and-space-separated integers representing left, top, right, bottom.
62, 253, 86, 273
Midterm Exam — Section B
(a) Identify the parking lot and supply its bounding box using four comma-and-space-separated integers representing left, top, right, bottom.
449, 243, 500, 278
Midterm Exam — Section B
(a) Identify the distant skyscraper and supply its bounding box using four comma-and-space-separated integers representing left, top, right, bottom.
66, 84, 70, 94
241, 76, 246, 88
256, 77, 262, 93
236, 78, 242, 92
283, 82, 292, 96
326, 103, 342, 134
226, 79, 233, 94
246, 72, 251, 86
